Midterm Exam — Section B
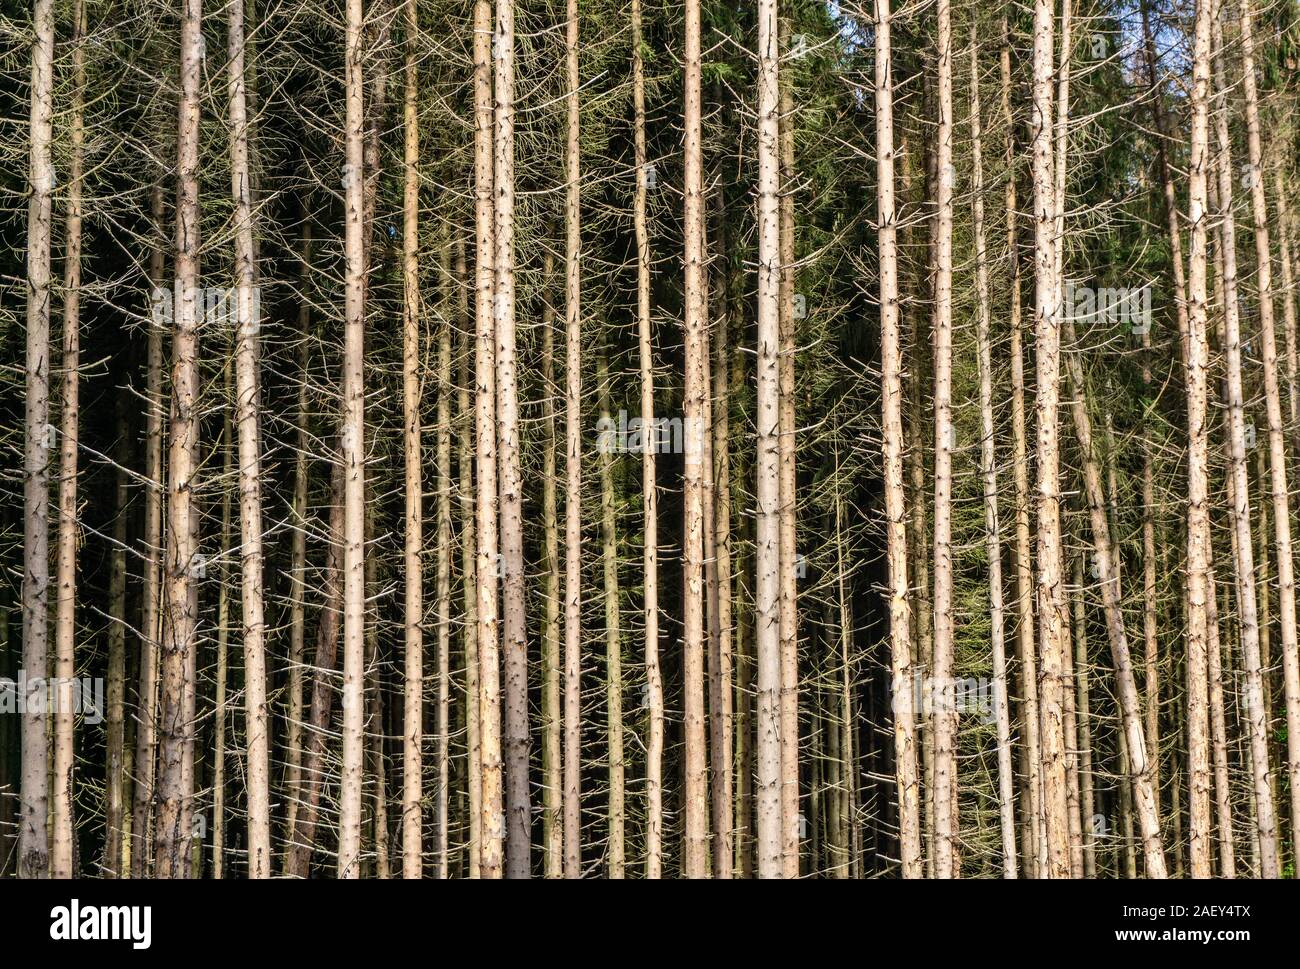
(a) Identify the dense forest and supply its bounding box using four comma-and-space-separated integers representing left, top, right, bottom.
1, 0, 1298, 881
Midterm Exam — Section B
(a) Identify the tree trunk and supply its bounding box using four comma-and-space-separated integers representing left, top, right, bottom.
1181, 0, 1217, 880
1209, 19, 1280, 874
969, 31, 1017, 878
154, 0, 205, 878
1238, 0, 1300, 852
19, 0, 55, 881
401, 0, 424, 878
337, 0, 368, 879
562, 0, 583, 878
754, 0, 784, 879
51, 0, 87, 879
930, 0, 957, 879
632, 0, 663, 878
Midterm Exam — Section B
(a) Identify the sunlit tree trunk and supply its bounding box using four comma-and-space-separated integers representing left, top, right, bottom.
930, 0, 957, 879
473, 0, 504, 880
561, 0, 583, 878
1238, 0, 1300, 848
754, 0, 784, 879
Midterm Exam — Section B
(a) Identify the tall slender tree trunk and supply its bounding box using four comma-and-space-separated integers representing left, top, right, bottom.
493, 0, 529, 879
434, 232, 453, 879
875, 0, 921, 879
337, 0, 369, 879
1002, 17, 1041, 877
1238, 0, 1300, 851
401, 0, 424, 879
969, 32, 1017, 878
1210, 19, 1280, 874
19, 0, 55, 881
1030, 0, 1071, 878
51, 0, 87, 879
455, 238, 482, 878
132, 184, 168, 879
154, 0, 204, 878
597, 344, 625, 877
540, 249, 564, 877
754, 0, 784, 879
283, 464, 345, 878
681, 0, 710, 878
473, 0, 504, 880
632, 0, 663, 878
227, 0, 271, 878
1182, 0, 1217, 881
282, 219, 313, 858
1061, 323, 1168, 876
104, 395, 130, 877
930, 0, 957, 879
1206, 567, 1236, 877
776, 13, 800, 880
562, 0, 583, 878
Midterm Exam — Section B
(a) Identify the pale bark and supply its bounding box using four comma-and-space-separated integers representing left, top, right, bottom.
51, 0, 87, 879
1181, 0, 1216, 879
540, 249, 563, 877
19, 0, 55, 881
455, 239, 481, 878
755, 0, 784, 879
875, 0, 921, 879
1210, 22, 1280, 873
434, 232, 453, 880
474, 0, 504, 879
931, 0, 957, 879
401, 0, 424, 878
132, 184, 168, 878
969, 32, 1017, 878
493, 0, 529, 879
777, 15, 800, 880
562, 0, 583, 878
1030, 0, 1071, 879
1002, 17, 1041, 877
228, 0, 271, 878
1238, 0, 1300, 851
337, 0, 368, 879
681, 0, 710, 878
154, 0, 204, 878
597, 344, 624, 877
632, 0, 663, 879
